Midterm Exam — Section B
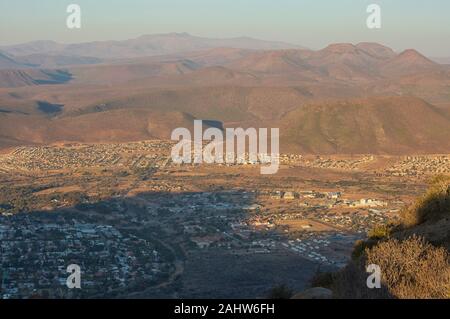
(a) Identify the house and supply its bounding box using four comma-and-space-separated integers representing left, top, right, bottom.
242, 204, 262, 211
270, 191, 282, 200
191, 235, 221, 249
350, 199, 387, 208
283, 192, 297, 200
327, 192, 341, 199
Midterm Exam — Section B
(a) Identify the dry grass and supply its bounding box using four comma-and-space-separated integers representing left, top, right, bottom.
332, 176, 450, 298
267, 284, 294, 299
333, 236, 450, 299
401, 175, 450, 227
310, 271, 335, 289
366, 236, 450, 298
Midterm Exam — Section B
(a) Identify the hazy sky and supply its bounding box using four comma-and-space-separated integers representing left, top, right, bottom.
1, 0, 449, 56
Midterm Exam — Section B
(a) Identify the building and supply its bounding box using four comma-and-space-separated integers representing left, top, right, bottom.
283, 192, 297, 200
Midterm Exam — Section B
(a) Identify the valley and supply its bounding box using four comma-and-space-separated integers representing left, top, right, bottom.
0, 141, 446, 298
0, 32, 449, 300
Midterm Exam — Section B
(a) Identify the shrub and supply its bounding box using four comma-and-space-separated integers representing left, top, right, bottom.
310, 271, 335, 289
267, 284, 294, 299
366, 235, 449, 298
333, 236, 450, 299
401, 175, 450, 227
351, 239, 378, 260
368, 223, 394, 240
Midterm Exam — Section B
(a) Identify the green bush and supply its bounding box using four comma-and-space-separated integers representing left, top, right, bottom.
368, 224, 393, 240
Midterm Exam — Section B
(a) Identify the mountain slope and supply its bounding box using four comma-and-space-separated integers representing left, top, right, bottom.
14, 54, 103, 68
0, 40, 449, 154
381, 49, 439, 76
69, 60, 201, 85
0, 108, 206, 148
280, 96, 450, 154
0, 69, 72, 88
228, 50, 312, 74
355, 42, 396, 59
0, 50, 26, 69
64, 85, 312, 122
0, 41, 65, 56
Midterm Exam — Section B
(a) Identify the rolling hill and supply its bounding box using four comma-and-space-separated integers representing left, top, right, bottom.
279, 96, 450, 154
1, 90, 449, 155
0, 50, 102, 70
14, 54, 103, 68
0, 108, 208, 148
0, 51, 25, 69
380, 49, 440, 77
0, 37, 449, 155
0, 69, 72, 88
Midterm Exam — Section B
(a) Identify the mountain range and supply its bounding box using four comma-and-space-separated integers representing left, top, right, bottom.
0, 34, 449, 154
0, 33, 301, 64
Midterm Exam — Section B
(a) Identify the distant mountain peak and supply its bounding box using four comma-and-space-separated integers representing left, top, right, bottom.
322, 43, 359, 53
380, 48, 438, 76
139, 32, 193, 39
356, 42, 396, 59
171, 32, 191, 37
398, 49, 434, 62
390, 49, 437, 68
0, 33, 300, 59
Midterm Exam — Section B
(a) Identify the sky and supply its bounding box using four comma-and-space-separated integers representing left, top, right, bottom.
0, 0, 449, 56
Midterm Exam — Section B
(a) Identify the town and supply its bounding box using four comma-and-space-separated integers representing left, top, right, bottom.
0, 141, 447, 298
